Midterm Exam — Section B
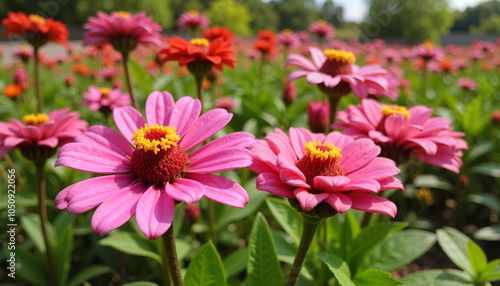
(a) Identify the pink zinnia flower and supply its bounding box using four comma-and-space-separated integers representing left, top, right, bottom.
334, 99, 468, 173
83, 11, 162, 54
82, 86, 131, 113
13, 45, 33, 63
457, 78, 477, 91
177, 10, 210, 33
277, 29, 300, 49
0, 109, 88, 162
412, 40, 444, 62
249, 127, 402, 217
286, 47, 388, 99
308, 19, 334, 42
215, 96, 238, 111
55, 91, 254, 239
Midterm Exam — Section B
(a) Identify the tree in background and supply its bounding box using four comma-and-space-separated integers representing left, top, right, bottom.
470, 14, 500, 35
269, 0, 319, 31
360, 0, 453, 44
452, 0, 500, 33
245, 0, 279, 32
319, 0, 344, 28
205, 0, 252, 36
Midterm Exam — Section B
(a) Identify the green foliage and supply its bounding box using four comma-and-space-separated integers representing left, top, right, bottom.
206, 0, 252, 36
245, 0, 279, 32
319, 0, 344, 27
184, 242, 227, 286
269, 0, 319, 31
470, 13, 500, 34
452, 0, 500, 32
361, 0, 453, 44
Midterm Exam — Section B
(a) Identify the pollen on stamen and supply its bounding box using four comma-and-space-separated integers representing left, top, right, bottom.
382, 105, 410, 118
113, 11, 131, 19
23, 113, 49, 126
190, 38, 209, 47
100, 87, 111, 99
131, 124, 180, 154
29, 14, 46, 25
323, 49, 356, 63
304, 141, 342, 162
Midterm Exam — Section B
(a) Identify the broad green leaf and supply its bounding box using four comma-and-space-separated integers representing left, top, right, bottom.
20, 213, 56, 253
469, 163, 500, 178
467, 240, 487, 277
122, 282, 159, 286
483, 271, 500, 282
247, 213, 282, 286
52, 212, 76, 234
462, 95, 488, 135
481, 259, 500, 279
349, 222, 407, 272
437, 227, 472, 273
67, 265, 111, 286
358, 229, 435, 273
271, 230, 313, 281
266, 197, 303, 245
316, 252, 355, 286
99, 231, 163, 264
401, 269, 472, 285
413, 174, 453, 191
223, 248, 248, 278
353, 269, 403, 286
54, 225, 73, 286
464, 141, 492, 164
130, 58, 153, 96
339, 211, 361, 260
474, 226, 500, 241
467, 193, 500, 212
215, 179, 267, 228
176, 240, 190, 261
16, 246, 49, 286
185, 242, 226, 286
0, 192, 38, 210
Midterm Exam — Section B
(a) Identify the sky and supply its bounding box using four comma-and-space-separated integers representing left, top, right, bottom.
324, 0, 488, 23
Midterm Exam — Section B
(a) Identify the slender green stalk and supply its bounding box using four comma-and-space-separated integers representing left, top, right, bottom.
195, 75, 204, 112
285, 214, 322, 286
207, 199, 217, 246
121, 52, 139, 110
161, 224, 183, 286
34, 47, 43, 113
35, 162, 57, 286
327, 95, 342, 133
420, 63, 428, 104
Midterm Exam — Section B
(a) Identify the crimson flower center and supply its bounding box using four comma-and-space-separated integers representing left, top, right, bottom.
295, 141, 345, 193
130, 124, 188, 184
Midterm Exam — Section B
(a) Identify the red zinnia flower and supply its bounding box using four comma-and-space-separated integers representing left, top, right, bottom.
202, 26, 234, 44
3, 84, 23, 99
254, 30, 277, 56
2, 12, 68, 48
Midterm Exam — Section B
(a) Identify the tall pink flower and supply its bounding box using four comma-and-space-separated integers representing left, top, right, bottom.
287, 47, 388, 99
82, 86, 131, 115
83, 11, 162, 53
249, 127, 402, 217
334, 99, 468, 173
308, 19, 334, 43
177, 10, 210, 34
55, 91, 254, 239
0, 109, 88, 162
277, 29, 300, 50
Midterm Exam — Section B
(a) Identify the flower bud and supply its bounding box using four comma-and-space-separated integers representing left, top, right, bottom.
184, 204, 202, 224
308, 101, 330, 133
282, 82, 297, 105
491, 110, 500, 126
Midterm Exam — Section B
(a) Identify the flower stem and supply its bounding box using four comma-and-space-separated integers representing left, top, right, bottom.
195, 75, 204, 112
208, 199, 217, 246
161, 224, 183, 286
420, 63, 428, 104
35, 162, 57, 286
285, 214, 322, 286
34, 47, 43, 113
121, 52, 139, 110
327, 95, 341, 132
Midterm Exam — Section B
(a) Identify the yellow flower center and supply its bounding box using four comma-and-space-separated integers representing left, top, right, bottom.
190, 38, 209, 47
23, 113, 48, 126
189, 10, 199, 16
382, 105, 410, 118
283, 29, 292, 35
423, 39, 433, 50
415, 188, 434, 205
29, 14, 46, 25
100, 87, 111, 98
20, 45, 30, 52
304, 141, 342, 162
114, 11, 130, 19
131, 124, 180, 154
323, 49, 356, 63
318, 19, 326, 26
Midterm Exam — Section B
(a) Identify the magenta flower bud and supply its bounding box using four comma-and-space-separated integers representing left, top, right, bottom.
282, 82, 297, 105
184, 204, 202, 224
308, 101, 330, 133
492, 110, 500, 126
65, 74, 75, 87
13, 68, 29, 89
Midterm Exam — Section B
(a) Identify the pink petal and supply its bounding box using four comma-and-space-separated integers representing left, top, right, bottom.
145, 91, 175, 126
314, 176, 351, 192
169, 96, 201, 138
91, 182, 147, 236
256, 173, 295, 198
180, 109, 232, 151
294, 188, 329, 212
55, 143, 131, 174
309, 46, 326, 67
277, 153, 310, 189
265, 128, 296, 162
324, 193, 352, 213
384, 113, 406, 139
289, 128, 315, 159
286, 53, 317, 71
306, 71, 328, 85
76, 125, 133, 158
287, 70, 312, 84
324, 131, 354, 149
188, 148, 252, 173
339, 138, 380, 173
343, 178, 380, 192
187, 173, 249, 208
136, 185, 175, 239
164, 178, 204, 204
348, 157, 400, 181
113, 106, 146, 145
348, 193, 397, 217
248, 140, 280, 174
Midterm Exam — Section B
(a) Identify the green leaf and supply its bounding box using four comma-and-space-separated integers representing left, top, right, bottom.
481, 259, 500, 279
483, 271, 500, 282
54, 225, 73, 286
468, 240, 487, 277
437, 227, 472, 273
122, 282, 159, 286
20, 213, 56, 253
358, 229, 436, 273
223, 248, 248, 278
464, 141, 492, 164
52, 212, 76, 234
462, 95, 489, 135
349, 222, 408, 273
99, 231, 163, 264
247, 213, 282, 286
67, 265, 111, 286
339, 211, 361, 260
184, 242, 226, 286
469, 162, 500, 178
474, 226, 500, 241
401, 269, 472, 285
16, 246, 49, 286
353, 269, 403, 286
266, 197, 303, 245
129, 58, 153, 96
467, 193, 500, 212
316, 252, 355, 286
413, 174, 453, 191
